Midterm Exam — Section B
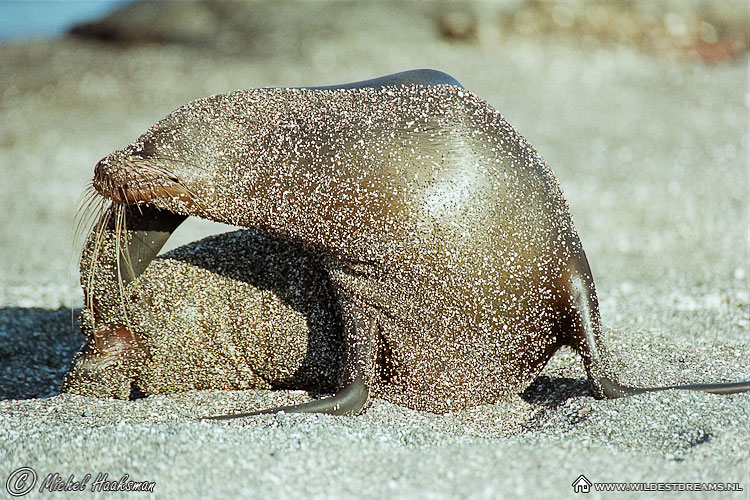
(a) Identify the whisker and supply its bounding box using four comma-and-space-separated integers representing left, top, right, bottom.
73, 188, 108, 301
72, 185, 102, 249
83, 199, 113, 322
118, 206, 136, 284
69, 185, 103, 332
113, 203, 133, 331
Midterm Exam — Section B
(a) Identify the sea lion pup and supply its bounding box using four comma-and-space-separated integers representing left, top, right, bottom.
63, 204, 344, 399
88, 69, 750, 417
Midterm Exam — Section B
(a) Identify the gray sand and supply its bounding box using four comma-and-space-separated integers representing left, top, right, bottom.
1, 1, 748, 498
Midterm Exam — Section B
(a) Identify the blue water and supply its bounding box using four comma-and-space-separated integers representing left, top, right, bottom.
0, 0, 134, 44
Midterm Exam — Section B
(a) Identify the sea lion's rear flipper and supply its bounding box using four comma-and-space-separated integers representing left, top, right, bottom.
564, 249, 750, 398
205, 294, 377, 419
597, 377, 750, 397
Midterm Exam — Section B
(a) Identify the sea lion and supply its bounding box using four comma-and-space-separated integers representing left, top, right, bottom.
85, 69, 750, 417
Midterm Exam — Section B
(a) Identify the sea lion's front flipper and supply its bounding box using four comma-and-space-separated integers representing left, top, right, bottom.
204, 378, 368, 420
205, 294, 376, 419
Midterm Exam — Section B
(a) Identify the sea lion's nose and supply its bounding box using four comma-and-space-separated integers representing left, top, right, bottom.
93, 157, 107, 180
92, 157, 112, 195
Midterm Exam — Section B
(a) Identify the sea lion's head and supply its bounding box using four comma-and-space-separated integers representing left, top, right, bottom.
92, 120, 221, 218
91, 89, 302, 227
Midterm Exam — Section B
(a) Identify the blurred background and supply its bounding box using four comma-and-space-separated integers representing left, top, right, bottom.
2, 0, 746, 57
0, 0, 134, 43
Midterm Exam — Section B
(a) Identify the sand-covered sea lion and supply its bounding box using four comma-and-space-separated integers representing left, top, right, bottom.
81, 69, 750, 416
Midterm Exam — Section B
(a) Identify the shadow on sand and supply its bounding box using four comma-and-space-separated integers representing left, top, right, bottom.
0, 307, 83, 400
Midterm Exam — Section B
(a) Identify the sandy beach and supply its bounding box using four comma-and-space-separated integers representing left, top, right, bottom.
1, 1, 748, 498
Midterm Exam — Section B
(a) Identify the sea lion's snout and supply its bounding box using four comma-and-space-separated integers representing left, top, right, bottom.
92, 156, 117, 198
93, 153, 191, 206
